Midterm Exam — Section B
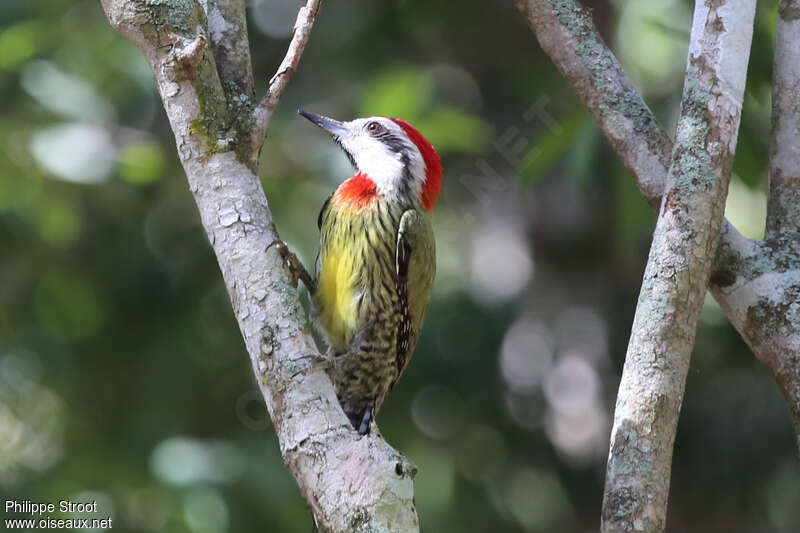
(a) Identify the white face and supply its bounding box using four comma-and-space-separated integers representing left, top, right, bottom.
339, 117, 426, 203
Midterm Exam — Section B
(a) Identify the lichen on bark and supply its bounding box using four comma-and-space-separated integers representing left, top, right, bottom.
516, 0, 800, 531
601, 1, 756, 531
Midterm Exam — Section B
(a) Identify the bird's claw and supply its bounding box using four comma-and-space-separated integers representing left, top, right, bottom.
267, 239, 316, 293
269, 239, 300, 288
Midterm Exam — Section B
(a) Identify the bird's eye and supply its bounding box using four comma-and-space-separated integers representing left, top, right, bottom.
367, 121, 382, 134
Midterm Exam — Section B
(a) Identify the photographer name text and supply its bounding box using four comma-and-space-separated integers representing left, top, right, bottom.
4, 500, 113, 529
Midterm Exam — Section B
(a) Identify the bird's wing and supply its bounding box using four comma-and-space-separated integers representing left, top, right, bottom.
317, 194, 332, 230
314, 194, 333, 280
392, 209, 436, 385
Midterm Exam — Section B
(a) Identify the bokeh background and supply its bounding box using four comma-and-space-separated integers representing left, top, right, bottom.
1, 0, 799, 531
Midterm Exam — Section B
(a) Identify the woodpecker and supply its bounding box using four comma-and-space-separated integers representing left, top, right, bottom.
278, 110, 442, 435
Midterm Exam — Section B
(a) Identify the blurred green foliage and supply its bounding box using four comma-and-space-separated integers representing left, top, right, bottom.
1, 0, 799, 532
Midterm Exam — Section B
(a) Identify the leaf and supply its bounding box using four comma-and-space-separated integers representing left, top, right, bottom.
118, 142, 166, 184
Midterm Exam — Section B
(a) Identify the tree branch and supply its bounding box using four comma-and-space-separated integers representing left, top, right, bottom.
766, 0, 800, 241
100, 1, 419, 531
514, 0, 800, 469
252, 0, 322, 152
512, 0, 755, 277
512, 0, 800, 460
207, 0, 255, 104
600, 2, 755, 531
711, 238, 800, 452
512, 0, 670, 206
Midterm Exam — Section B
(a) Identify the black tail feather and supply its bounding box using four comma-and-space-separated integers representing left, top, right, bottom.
344, 404, 374, 435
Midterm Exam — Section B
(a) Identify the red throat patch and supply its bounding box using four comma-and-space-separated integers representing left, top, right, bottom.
390, 118, 443, 211
333, 172, 379, 210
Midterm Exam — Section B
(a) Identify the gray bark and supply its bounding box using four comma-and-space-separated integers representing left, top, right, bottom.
99, 1, 419, 531
512, 0, 800, 531
712, 238, 800, 453
719, 0, 800, 452
767, 0, 800, 241
602, 2, 755, 530
515, 0, 800, 460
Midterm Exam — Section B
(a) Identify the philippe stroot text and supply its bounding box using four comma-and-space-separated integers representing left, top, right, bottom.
4, 500, 113, 529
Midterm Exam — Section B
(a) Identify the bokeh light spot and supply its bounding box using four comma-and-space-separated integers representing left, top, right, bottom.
30, 123, 115, 184
544, 403, 609, 465
0, 23, 39, 70
124, 487, 169, 531
118, 142, 166, 184
183, 486, 229, 533
492, 466, 575, 532
469, 222, 533, 304
500, 317, 552, 393
553, 305, 608, 364
70, 490, 114, 531
361, 68, 434, 119
543, 354, 599, 416
150, 437, 243, 486
411, 385, 465, 440
0, 358, 65, 487
21, 60, 114, 124
36, 199, 82, 247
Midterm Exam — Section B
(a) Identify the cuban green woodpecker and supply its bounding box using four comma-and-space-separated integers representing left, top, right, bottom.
282, 110, 441, 435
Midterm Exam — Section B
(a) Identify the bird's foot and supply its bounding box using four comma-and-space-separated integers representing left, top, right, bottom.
268, 239, 316, 293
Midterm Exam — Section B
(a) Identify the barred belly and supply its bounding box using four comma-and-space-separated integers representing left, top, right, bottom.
313, 201, 408, 418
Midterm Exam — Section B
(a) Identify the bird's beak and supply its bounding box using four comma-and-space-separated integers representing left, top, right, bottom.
298, 110, 349, 138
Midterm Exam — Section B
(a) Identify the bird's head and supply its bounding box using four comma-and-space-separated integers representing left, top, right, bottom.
299, 110, 443, 211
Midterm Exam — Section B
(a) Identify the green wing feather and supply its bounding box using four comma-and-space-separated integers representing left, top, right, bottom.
394, 209, 436, 377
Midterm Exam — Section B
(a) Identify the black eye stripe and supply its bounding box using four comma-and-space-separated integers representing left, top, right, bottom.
382, 134, 406, 154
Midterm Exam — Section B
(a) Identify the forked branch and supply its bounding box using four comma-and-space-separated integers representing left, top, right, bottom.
515, 0, 758, 531
100, 1, 420, 531
516, 0, 800, 461
512, 0, 756, 279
